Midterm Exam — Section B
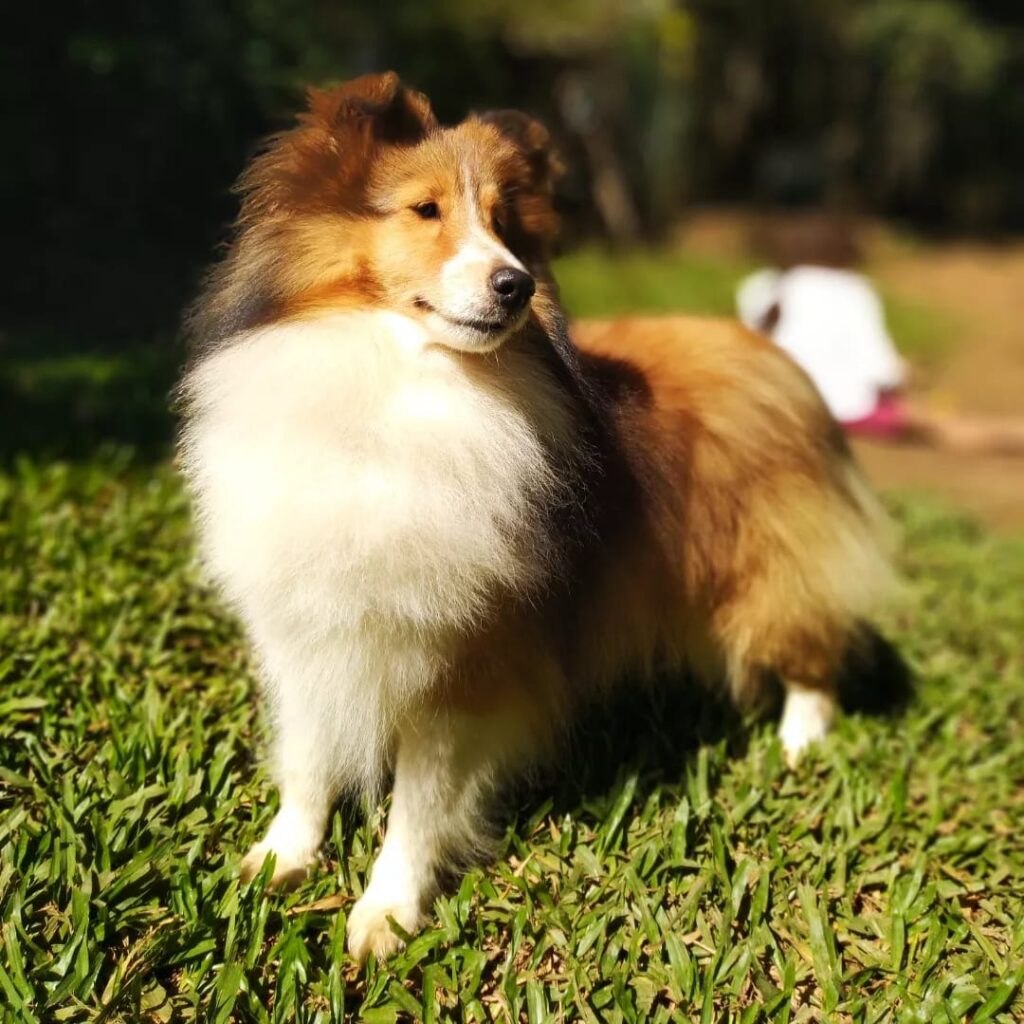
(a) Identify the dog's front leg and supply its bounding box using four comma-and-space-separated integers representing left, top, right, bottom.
346, 703, 531, 962
240, 685, 335, 888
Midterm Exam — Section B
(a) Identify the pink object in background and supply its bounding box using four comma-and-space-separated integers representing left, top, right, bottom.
842, 392, 910, 439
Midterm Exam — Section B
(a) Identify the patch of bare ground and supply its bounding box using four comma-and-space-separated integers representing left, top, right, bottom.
684, 211, 1024, 531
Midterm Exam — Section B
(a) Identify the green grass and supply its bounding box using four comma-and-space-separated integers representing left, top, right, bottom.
2, 452, 1023, 1022
881, 296, 956, 367
0, 247, 1005, 1019
0, 335, 179, 462
555, 247, 953, 363
0, 245, 948, 463
555, 248, 754, 320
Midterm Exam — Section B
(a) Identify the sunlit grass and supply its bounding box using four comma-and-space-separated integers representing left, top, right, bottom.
555, 247, 753, 320
2, 454, 1022, 1020
556, 246, 952, 363
0, 242, 1005, 1021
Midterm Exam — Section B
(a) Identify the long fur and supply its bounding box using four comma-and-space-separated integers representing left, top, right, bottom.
180, 310, 583, 793
178, 72, 894, 960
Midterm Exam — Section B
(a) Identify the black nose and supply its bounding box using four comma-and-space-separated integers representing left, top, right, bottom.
490, 266, 535, 313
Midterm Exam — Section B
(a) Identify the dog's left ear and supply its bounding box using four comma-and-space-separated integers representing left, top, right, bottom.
479, 110, 565, 193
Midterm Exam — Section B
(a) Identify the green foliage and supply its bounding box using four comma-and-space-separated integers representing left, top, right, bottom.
9, 0, 1024, 358
555, 248, 752, 319
556, 247, 952, 363
1, 454, 1022, 1020
854, 0, 1006, 97
848, 0, 1011, 218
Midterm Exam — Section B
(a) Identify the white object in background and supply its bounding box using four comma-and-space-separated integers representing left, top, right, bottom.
737, 265, 905, 423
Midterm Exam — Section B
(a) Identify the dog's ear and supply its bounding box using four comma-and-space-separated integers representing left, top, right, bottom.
306, 71, 437, 145
479, 109, 564, 193
478, 110, 564, 259
236, 73, 435, 222
204, 74, 435, 344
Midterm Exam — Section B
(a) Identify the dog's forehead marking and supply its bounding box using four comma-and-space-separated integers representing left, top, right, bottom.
451, 162, 523, 271
462, 164, 483, 221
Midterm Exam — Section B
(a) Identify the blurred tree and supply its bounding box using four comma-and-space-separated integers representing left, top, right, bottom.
851, 0, 1009, 223
3, 0, 1022, 351
687, 0, 1019, 227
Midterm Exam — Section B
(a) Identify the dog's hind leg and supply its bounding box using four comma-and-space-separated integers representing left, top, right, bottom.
715, 602, 846, 769
346, 700, 538, 962
778, 681, 836, 767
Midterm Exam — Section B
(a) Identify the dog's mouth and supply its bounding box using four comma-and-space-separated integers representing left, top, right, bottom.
413, 298, 519, 337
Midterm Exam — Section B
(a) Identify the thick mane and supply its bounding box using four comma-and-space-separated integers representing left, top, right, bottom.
184, 72, 437, 358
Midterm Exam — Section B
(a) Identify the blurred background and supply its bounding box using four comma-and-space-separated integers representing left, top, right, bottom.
4, 0, 1023, 527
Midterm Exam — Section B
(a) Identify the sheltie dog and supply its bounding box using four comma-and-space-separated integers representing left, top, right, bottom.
179, 72, 893, 961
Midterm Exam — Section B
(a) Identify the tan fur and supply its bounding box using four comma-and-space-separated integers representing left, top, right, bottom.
568, 316, 893, 704
178, 74, 894, 961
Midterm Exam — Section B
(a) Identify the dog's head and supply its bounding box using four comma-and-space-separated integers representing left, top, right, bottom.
199, 72, 563, 353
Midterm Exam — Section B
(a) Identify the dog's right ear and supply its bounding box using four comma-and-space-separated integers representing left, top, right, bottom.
306, 71, 437, 146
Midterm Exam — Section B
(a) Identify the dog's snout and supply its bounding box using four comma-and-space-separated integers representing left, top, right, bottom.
490, 267, 535, 313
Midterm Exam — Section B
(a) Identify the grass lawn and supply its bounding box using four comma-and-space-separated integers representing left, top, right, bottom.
555, 247, 953, 364
2, 248, 1021, 1020
3, 460, 1022, 1023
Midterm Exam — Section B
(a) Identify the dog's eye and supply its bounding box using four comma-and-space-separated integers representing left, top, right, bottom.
492, 209, 508, 236
413, 201, 440, 220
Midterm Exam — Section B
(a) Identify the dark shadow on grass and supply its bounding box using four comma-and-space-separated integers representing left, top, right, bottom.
502, 627, 913, 844
558, 676, 745, 804
0, 332, 181, 465
499, 674, 748, 843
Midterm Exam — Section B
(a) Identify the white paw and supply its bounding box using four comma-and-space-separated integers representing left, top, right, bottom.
779, 687, 835, 767
346, 888, 422, 962
239, 839, 315, 888
239, 804, 324, 888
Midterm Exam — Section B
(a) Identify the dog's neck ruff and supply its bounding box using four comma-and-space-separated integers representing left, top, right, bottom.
180, 310, 581, 638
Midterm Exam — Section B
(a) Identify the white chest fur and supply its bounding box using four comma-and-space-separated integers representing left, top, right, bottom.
180, 312, 570, 674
